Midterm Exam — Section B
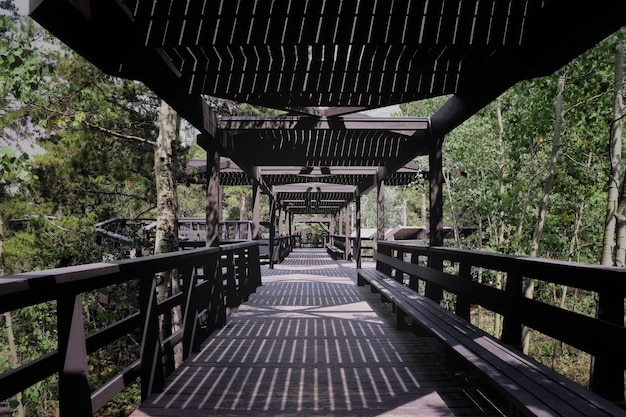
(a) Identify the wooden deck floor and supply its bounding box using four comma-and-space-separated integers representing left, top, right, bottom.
130, 249, 507, 417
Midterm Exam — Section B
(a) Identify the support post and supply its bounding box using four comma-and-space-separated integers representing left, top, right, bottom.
344, 204, 351, 260
252, 181, 261, 239
269, 198, 276, 269
427, 135, 444, 304
355, 195, 362, 268
338, 210, 343, 248
205, 143, 220, 247
376, 176, 385, 251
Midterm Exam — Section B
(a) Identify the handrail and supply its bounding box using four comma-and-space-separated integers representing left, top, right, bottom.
374, 240, 626, 403
0, 242, 262, 416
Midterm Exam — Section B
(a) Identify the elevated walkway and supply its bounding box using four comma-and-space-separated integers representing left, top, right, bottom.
131, 249, 506, 416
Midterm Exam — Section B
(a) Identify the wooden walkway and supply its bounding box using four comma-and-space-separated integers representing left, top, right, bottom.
131, 249, 507, 417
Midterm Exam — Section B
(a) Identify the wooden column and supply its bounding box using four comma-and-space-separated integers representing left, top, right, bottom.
355, 195, 362, 268
269, 198, 276, 269
344, 204, 351, 260
337, 210, 343, 248
429, 136, 444, 247
252, 181, 261, 239
375, 176, 385, 250
427, 135, 444, 303
205, 144, 220, 247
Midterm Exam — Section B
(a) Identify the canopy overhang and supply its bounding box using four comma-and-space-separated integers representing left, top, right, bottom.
28, 0, 626, 215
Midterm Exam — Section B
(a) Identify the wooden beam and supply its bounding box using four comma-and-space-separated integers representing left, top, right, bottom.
286, 107, 367, 117
219, 116, 429, 132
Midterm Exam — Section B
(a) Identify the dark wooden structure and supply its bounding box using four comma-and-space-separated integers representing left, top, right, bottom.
358, 241, 626, 416
0, 242, 262, 416
28, 1, 626, 248
3, 1, 625, 415
131, 249, 514, 417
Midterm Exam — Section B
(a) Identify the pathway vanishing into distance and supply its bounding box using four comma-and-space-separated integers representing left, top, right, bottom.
131, 249, 506, 417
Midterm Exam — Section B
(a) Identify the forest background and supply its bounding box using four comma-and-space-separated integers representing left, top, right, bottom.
1, 1, 626, 415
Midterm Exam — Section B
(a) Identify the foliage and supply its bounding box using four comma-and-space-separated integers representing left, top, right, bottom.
26, 53, 160, 220
222, 186, 251, 221
300, 223, 327, 246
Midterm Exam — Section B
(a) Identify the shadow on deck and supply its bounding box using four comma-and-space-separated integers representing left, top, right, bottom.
131, 249, 507, 417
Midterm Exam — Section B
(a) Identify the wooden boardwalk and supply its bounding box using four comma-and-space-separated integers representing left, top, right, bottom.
131, 249, 507, 417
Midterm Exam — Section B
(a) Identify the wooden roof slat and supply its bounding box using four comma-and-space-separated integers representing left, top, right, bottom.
30, 0, 626, 214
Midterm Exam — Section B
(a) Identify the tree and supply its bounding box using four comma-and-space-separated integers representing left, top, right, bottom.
0, 12, 48, 415
0, 12, 193, 413
153, 99, 183, 366
522, 75, 566, 354
602, 31, 625, 266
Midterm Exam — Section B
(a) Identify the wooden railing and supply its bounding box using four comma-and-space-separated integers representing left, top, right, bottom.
326, 235, 375, 262
258, 235, 296, 264
375, 241, 626, 403
0, 242, 262, 416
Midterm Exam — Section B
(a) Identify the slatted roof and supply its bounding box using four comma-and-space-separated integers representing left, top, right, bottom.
188, 157, 424, 214
28, 0, 626, 215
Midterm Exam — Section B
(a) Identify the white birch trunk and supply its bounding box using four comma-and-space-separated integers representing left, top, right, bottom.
611, 35, 625, 266
153, 100, 183, 366
523, 75, 565, 354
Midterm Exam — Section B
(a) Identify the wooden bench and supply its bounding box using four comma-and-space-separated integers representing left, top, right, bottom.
325, 243, 345, 260
357, 268, 626, 417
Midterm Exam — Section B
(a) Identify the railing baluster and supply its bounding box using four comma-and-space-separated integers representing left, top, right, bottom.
409, 251, 420, 293
139, 274, 164, 400
394, 249, 404, 284
181, 264, 199, 359
590, 290, 624, 401
224, 251, 238, 308
456, 262, 471, 321
57, 293, 93, 417
248, 244, 262, 291
205, 251, 226, 331
425, 249, 444, 305
235, 247, 249, 302
501, 268, 523, 350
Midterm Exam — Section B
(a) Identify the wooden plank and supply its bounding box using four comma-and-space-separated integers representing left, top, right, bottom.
130, 249, 507, 416
357, 268, 625, 417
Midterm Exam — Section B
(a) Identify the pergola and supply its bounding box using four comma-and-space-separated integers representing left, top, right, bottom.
28, 0, 626, 249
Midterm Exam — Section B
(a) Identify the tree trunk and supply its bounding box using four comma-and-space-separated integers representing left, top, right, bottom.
402, 197, 407, 226
0, 217, 25, 416
443, 171, 460, 246
421, 193, 427, 227
494, 97, 506, 338
239, 192, 247, 221
153, 100, 183, 366
611, 35, 625, 266
0, 215, 4, 278
523, 75, 565, 354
